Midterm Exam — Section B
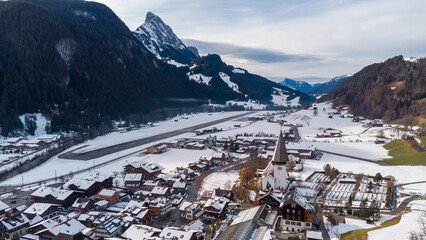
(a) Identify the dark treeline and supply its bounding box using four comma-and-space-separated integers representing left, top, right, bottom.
324, 56, 426, 121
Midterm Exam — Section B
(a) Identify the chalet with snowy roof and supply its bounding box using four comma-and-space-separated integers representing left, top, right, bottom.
19, 233, 39, 240
146, 143, 167, 154
0, 200, 9, 218
280, 189, 314, 232
163, 139, 183, 148
148, 198, 172, 216
202, 197, 228, 222
63, 172, 113, 197
159, 227, 196, 240
212, 188, 234, 201
185, 142, 205, 150
179, 201, 201, 221
150, 186, 170, 198
172, 181, 186, 194
34, 218, 86, 240
95, 216, 124, 239
36, 134, 61, 144
24, 203, 59, 220
261, 130, 289, 191
1, 213, 31, 240
258, 191, 283, 209
199, 156, 214, 167
132, 208, 151, 225
317, 128, 342, 138
6, 137, 23, 144
212, 151, 226, 161
72, 198, 94, 213
121, 224, 161, 239
182, 219, 205, 238
98, 189, 120, 204
142, 180, 160, 191
373, 119, 384, 127
30, 187, 78, 208
124, 159, 164, 180
124, 173, 143, 188
188, 163, 207, 173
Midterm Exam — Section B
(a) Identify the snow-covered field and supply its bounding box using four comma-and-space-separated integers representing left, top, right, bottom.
198, 171, 239, 196
368, 200, 426, 240
2, 102, 424, 197
70, 111, 248, 154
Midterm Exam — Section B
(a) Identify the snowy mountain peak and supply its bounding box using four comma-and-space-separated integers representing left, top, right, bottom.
329, 74, 353, 83
404, 56, 419, 63
133, 11, 199, 65
145, 11, 160, 23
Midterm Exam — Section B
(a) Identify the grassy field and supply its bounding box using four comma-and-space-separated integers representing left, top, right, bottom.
383, 136, 426, 166
386, 116, 426, 127
341, 215, 402, 240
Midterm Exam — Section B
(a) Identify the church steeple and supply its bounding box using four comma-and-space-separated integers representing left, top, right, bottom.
272, 130, 289, 165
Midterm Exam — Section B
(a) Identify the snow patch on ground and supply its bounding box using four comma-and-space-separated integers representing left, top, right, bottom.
19, 113, 48, 138
219, 72, 240, 93
187, 73, 212, 85
199, 171, 239, 196
73, 10, 96, 20
167, 59, 187, 67
271, 88, 301, 107
232, 68, 246, 74
368, 200, 426, 240
226, 100, 266, 110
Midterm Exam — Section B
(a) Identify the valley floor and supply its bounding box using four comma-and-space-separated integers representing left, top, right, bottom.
1, 102, 424, 239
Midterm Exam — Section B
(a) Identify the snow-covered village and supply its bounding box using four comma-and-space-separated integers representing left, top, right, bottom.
0, 102, 424, 240
0, 1, 425, 240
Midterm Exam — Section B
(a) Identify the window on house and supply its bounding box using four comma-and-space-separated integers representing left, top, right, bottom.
296, 222, 301, 226
306, 223, 311, 227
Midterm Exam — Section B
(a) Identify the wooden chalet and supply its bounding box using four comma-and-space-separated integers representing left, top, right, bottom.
97, 189, 120, 204
280, 189, 314, 232
63, 172, 113, 197
72, 198, 95, 213
124, 159, 164, 180
30, 187, 79, 208
146, 143, 167, 154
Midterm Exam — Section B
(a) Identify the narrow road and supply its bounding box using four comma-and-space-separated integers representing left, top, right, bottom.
186, 177, 198, 202
59, 112, 253, 160
392, 195, 426, 214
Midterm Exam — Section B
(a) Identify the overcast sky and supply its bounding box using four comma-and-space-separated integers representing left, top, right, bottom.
94, 0, 426, 83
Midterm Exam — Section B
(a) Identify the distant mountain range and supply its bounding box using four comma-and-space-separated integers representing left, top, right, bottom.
280, 74, 352, 95
323, 56, 426, 121
132, 12, 315, 107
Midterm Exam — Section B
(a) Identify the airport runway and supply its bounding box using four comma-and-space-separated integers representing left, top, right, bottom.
59, 111, 254, 160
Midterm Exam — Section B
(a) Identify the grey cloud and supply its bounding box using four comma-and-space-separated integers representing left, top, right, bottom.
182, 39, 321, 64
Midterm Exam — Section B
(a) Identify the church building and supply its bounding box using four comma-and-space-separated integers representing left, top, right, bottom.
261, 130, 289, 191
